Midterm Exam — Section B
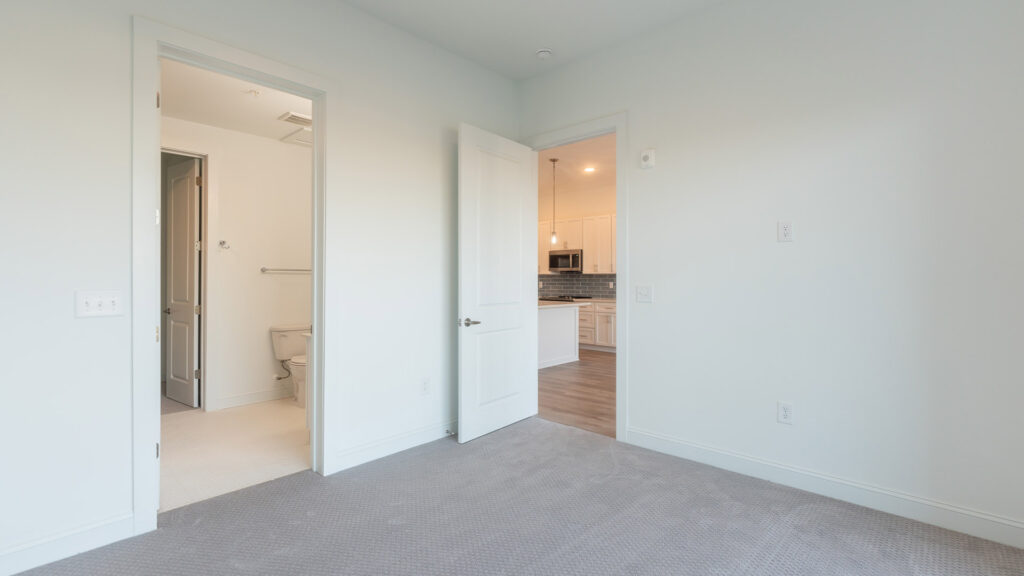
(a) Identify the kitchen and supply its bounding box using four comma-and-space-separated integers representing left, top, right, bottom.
536, 133, 617, 438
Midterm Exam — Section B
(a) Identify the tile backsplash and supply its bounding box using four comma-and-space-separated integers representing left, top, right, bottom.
539, 274, 616, 299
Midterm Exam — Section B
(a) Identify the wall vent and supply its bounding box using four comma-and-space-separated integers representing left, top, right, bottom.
278, 111, 313, 127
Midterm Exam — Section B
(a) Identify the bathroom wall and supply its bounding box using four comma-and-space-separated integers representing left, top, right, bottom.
162, 116, 313, 410
539, 274, 617, 299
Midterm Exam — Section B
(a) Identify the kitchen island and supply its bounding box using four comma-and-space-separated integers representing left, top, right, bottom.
538, 300, 592, 368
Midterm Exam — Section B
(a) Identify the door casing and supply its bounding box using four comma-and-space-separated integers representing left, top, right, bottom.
132, 17, 329, 535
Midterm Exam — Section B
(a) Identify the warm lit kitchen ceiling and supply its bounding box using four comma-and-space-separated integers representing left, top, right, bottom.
342, 0, 723, 80
539, 133, 616, 196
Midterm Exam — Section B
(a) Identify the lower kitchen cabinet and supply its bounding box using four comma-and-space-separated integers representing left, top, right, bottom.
579, 301, 615, 350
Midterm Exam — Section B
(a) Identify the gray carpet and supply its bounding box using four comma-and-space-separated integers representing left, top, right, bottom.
24, 418, 1024, 575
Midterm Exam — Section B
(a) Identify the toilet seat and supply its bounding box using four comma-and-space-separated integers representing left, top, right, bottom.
290, 355, 307, 366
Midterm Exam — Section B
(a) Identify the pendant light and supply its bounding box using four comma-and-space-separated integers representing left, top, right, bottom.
549, 158, 559, 245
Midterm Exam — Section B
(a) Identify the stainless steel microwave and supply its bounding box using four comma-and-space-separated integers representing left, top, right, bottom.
548, 249, 583, 273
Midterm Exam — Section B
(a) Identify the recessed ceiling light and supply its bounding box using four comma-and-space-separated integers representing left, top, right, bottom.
536, 49, 553, 60
584, 167, 595, 173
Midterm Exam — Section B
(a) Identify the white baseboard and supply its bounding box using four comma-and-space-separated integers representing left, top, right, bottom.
0, 513, 134, 576
627, 427, 1024, 550
325, 420, 457, 475
540, 354, 578, 369
206, 385, 293, 411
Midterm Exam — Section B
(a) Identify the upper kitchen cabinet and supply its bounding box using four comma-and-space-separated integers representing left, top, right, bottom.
582, 215, 613, 274
538, 220, 551, 273
538, 215, 617, 274
611, 214, 616, 273
552, 218, 582, 251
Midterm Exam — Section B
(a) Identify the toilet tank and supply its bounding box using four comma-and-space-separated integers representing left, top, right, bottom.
270, 324, 312, 361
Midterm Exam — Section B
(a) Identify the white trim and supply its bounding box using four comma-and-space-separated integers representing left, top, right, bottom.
206, 386, 295, 411
131, 15, 330, 550
0, 514, 133, 576
579, 344, 616, 353
526, 112, 630, 441
328, 421, 457, 474
539, 355, 579, 369
627, 427, 1024, 549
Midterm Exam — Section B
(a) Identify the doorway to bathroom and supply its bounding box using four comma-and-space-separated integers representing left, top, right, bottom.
156, 57, 315, 512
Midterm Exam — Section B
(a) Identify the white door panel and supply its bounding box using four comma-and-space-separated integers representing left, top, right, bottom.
458, 123, 538, 443
165, 158, 199, 407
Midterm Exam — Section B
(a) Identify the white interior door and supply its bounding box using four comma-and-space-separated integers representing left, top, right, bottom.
165, 158, 199, 407
458, 123, 538, 443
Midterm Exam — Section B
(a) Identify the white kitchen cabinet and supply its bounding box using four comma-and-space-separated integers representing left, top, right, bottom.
596, 312, 616, 347
580, 301, 616, 349
611, 214, 616, 273
553, 218, 582, 251
538, 220, 551, 273
582, 215, 613, 274
538, 213, 616, 274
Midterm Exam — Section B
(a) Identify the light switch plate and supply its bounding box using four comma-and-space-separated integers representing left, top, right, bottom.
636, 285, 653, 303
76, 291, 124, 318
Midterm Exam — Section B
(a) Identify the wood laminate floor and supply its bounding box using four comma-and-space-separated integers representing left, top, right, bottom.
538, 349, 616, 437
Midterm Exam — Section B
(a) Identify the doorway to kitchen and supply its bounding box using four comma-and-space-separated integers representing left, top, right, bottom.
535, 132, 618, 437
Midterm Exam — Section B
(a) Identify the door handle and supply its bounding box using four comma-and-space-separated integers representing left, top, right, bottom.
163, 307, 171, 315
462, 318, 482, 327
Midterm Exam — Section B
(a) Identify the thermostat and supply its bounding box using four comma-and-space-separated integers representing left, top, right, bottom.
640, 149, 655, 169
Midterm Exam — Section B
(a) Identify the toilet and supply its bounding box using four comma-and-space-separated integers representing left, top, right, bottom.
269, 324, 311, 408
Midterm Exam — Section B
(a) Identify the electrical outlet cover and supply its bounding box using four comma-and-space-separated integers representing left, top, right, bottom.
777, 221, 793, 243
777, 401, 794, 425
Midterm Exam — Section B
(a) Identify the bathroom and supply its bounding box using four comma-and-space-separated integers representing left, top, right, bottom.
158, 58, 314, 511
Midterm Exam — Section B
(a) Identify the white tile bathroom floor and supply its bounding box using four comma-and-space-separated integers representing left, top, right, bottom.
160, 398, 310, 511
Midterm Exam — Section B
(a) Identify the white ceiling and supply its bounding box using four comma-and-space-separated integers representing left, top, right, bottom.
343, 0, 722, 80
539, 133, 616, 196
160, 58, 312, 141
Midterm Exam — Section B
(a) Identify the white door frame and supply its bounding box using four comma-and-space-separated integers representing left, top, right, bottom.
526, 113, 629, 440
131, 17, 328, 533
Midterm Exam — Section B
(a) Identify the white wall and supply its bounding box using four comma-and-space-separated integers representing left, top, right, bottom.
162, 117, 312, 410
0, 1, 518, 573
521, 0, 1024, 546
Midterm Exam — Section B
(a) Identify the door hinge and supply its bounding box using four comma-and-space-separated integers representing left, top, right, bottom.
194, 240, 202, 252
194, 304, 202, 315
155, 326, 160, 342
156, 91, 161, 109
194, 369, 201, 380
156, 442, 160, 458
196, 175, 202, 186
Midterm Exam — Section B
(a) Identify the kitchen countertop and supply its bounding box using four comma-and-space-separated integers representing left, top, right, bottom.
538, 300, 593, 309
